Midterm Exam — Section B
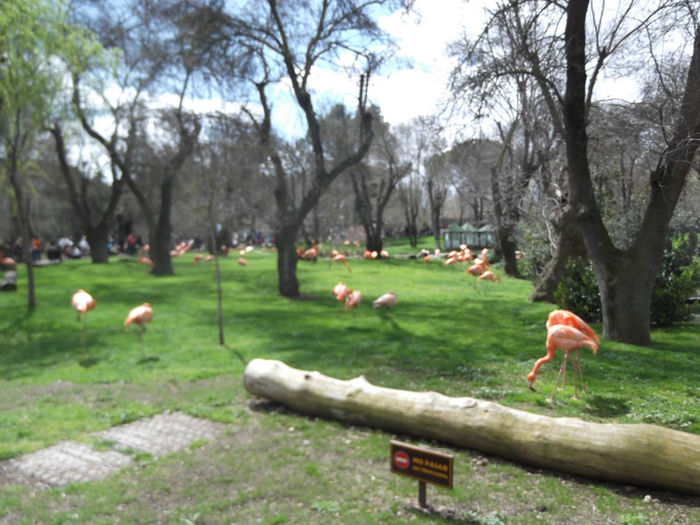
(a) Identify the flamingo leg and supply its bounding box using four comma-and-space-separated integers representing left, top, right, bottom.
575, 349, 587, 395
558, 352, 567, 391
547, 351, 569, 402
81, 314, 87, 351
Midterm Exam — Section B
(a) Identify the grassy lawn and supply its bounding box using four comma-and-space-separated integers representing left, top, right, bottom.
1, 248, 698, 524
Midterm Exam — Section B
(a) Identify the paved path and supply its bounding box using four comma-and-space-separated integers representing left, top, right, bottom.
0, 412, 227, 489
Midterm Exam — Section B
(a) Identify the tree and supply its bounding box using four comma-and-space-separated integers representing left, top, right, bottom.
451, 1, 699, 342
0, 0, 100, 307
50, 123, 124, 263
394, 118, 433, 248
425, 153, 449, 251
397, 174, 423, 248
350, 109, 411, 253
562, 1, 700, 344
72, 0, 202, 275
198, 0, 409, 297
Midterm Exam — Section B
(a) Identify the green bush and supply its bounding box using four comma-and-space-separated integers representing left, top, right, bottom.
553, 258, 601, 323
554, 236, 700, 327
651, 236, 700, 327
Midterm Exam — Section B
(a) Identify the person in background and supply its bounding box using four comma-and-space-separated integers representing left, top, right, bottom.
31, 238, 42, 262
78, 235, 90, 255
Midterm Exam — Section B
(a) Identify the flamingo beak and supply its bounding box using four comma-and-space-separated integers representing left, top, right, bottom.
528, 382, 536, 392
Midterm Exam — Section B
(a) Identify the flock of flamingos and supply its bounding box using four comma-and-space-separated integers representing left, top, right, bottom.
69, 241, 599, 403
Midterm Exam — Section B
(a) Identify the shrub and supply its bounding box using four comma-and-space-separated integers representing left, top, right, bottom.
554, 236, 700, 327
651, 236, 700, 327
553, 258, 601, 323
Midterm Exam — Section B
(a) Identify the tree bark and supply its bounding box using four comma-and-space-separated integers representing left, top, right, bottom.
563, 4, 700, 345
530, 206, 588, 302
51, 124, 123, 264
274, 226, 300, 297
7, 143, 35, 308
244, 359, 700, 495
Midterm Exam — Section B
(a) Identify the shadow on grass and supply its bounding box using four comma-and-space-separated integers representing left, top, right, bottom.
584, 395, 630, 418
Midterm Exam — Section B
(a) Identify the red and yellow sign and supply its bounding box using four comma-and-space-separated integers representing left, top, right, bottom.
390, 440, 453, 489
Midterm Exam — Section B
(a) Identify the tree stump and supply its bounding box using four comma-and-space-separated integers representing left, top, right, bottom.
243, 358, 700, 495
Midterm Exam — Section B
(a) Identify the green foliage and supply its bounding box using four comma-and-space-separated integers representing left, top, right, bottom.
554, 257, 601, 323
651, 236, 700, 327
555, 237, 700, 327
0, 255, 698, 523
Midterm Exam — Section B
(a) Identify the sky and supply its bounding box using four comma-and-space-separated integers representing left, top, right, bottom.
269, 0, 492, 139
76, 0, 651, 169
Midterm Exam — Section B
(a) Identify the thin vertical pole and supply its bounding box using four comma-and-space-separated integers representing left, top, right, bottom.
418, 481, 427, 508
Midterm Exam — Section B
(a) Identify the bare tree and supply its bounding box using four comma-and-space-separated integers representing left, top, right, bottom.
451, 0, 699, 342
394, 119, 433, 247
72, 0, 202, 275
50, 124, 125, 263
350, 109, 411, 253
561, 1, 700, 344
194, 0, 410, 297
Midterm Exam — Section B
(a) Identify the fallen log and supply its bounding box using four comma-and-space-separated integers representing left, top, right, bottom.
243, 358, 700, 495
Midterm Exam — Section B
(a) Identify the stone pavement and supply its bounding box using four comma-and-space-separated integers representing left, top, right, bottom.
0, 412, 227, 489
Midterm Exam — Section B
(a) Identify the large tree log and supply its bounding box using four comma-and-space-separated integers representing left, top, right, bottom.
243, 359, 700, 495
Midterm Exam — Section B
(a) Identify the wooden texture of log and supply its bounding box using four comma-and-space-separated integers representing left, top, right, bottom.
243, 358, 700, 495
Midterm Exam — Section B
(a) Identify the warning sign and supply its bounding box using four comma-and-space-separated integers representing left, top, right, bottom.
390, 440, 453, 489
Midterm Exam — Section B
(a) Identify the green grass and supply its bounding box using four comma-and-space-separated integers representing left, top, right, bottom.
1, 250, 698, 523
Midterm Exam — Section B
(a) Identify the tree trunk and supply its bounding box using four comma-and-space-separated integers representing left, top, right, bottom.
595, 251, 656, 345
530, 207, 587, 303
497, 225, 520, 276
7, 160, 35, 308
275, 226, 300, 297
244, 359, 700, 495
365, 229, 383, 254
51, 123, 123, 265
150, 216, 174, 276
86, 223, 111, 264
562, 4, 700, 344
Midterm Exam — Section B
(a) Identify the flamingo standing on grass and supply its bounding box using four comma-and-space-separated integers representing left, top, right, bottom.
333, 281, 349, 302
527, 323, 598, 402
72, 289, 96, 350
125, 303, 153, 342
372, 292, 396, 308
345, 290, 362, 310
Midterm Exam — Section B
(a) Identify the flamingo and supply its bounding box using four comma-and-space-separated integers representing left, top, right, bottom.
527, 324, 598, 402
546, 309, 599, 344
330, 253, 351, 272
124, 303, 153, 342
372, 292, 396, 308
237, 257, 248, 267
192, 254, 205, 264
380, 249, 389, 258
345, 289, 362, 310
139, 256, 154, 267
545, 309, 599, 392
477, 270, 500, 283
71, 289, 96, 350
0, 250, 16, 269
332, 281, 349, 302
464, 262, 486, 276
